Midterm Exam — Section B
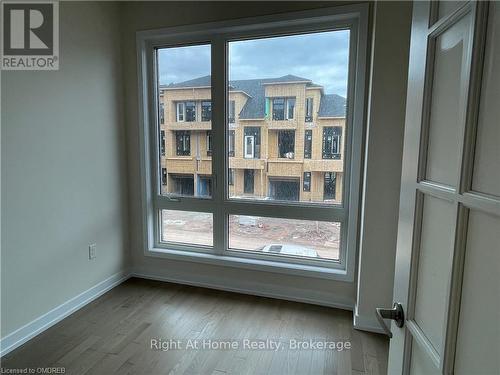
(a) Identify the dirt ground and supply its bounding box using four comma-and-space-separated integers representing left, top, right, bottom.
161, 210, 340, 260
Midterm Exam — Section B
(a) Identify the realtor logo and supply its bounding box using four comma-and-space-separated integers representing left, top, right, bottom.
1, 1, 59, 70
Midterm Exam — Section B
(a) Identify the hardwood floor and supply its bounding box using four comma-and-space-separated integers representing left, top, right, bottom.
1, 278, 388, 374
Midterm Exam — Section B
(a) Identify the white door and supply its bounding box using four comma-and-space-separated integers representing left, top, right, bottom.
386, 1, 500, 374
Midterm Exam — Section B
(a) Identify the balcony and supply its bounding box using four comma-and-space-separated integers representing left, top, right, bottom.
267, 159, 303, 177
303, 158, 343, 172
165, 120, 212, 131
229, 157, 266, 170
266, 119, 298, 130
197, 158, 212, 175
165, 157, 196, 174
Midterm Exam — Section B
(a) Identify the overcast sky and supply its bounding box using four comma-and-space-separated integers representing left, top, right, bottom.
158, 29, 350, 97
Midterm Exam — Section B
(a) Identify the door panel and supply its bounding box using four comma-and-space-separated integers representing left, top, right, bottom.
471, 3, 500, 197
424, 13, 471, 186
388, 2, 499, 374
437, 1, 466, 20
413, 195, 455, 353
410, 340, 441, 375
454, 211, 500, 374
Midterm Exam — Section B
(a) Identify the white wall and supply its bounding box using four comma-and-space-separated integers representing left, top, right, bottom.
1, 2, 129, 338
355, 1, 412, 331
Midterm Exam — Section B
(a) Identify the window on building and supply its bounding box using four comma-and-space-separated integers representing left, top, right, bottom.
243, 127, 260, 159
185, 101, 196, 122
287, 98, 295, 119
162, 168, 167, 185
278, 130, 295, 158
269, 178, 299, 201
324, 172, 336, 200
198, 176, 212, 197
303, 172, 311, 192
142, 7, 367, 274
322, 127, 342, 159
304, 130, 312, 159
160, 102, 165, 124
160, 130, 166, 156
201, 101, 212, 121
244, 169, 254, 194
305, 97, 314, 122
228, 100, 236, 123
176, 102, 185, 122
171, 174, 195, 196
272, 97, 295, 120
176, 101, 196, 122
228, 130, 235, 157
206, 131, 212, 156
175, 131, 191, 156
272, 98, 285, 120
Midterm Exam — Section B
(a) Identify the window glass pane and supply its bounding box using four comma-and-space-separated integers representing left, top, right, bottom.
227, 30, 349, 204
161, 210, 213, 247
157, 44, 212, 198
229, 215, 340, 260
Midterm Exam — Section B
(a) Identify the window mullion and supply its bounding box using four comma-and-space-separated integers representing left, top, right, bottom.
224, 201, 347, 223
211, 36, 226, 255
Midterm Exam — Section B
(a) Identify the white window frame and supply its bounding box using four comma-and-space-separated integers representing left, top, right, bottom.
137, 4, 368, 281
176, 102, 185, 122
244, 135, 255, 159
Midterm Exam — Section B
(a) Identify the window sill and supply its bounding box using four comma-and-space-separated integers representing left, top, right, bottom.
145, 247, 351, 281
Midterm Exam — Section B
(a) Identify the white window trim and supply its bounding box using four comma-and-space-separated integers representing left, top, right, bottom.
176, 102, 185, 122
136, 4, 369, 281
244, 135, 255, 159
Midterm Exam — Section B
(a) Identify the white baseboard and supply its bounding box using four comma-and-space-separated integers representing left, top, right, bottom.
0, 270, 131, 357
131, 271, 354, 311
353, 309, 387, 335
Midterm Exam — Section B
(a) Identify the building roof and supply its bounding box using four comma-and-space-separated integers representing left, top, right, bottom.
318, 94, 347, 118
162, 75, 346, 119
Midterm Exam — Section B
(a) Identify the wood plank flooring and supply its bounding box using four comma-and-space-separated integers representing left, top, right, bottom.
1, 278, 388, 374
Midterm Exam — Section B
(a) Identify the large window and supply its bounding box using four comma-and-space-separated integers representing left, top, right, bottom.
322, 127, 342, 159
176, 101, 196, 122
243, 127, 260, 159
138, 5, 367, 278
175, 131, 191, 156
278, 130, 295, 158
272, 97, 295, 120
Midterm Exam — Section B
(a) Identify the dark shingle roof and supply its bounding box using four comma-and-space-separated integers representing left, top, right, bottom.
318, 94, 346, 118
165, 75, 212, 88
163, 75, 346, 119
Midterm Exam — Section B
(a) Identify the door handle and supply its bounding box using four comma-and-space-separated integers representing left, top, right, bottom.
375, 302, 405, 338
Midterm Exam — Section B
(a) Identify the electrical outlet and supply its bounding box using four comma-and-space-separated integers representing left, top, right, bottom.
89, 244, 97, 260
